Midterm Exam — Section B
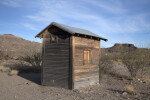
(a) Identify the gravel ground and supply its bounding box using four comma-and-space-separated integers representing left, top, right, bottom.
0, 72, 150, 100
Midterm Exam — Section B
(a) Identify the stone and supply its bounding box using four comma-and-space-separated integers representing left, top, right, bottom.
25, 82, 29, 85
122, 92, 127, 96
142, 81, 146, 83
116, 92, 120, 97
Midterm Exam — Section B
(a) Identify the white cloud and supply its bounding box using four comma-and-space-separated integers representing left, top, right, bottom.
22, 23, 37, 30
24, 0, 150, 35
4, 0, 147, 36
26, 0, 71, 23
82, 0, 127, 14
2, 0, 20, 7
1, 0, 150, 48
1, 0, 150, 35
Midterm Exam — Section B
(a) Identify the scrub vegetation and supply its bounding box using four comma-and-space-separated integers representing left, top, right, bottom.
0, 34, 150, 100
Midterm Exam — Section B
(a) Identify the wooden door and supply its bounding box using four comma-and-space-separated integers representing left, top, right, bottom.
84, 50, 90, 64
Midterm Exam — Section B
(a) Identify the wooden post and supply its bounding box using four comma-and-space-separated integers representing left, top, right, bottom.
41, 32, 45, 85
99, 40, 101, 84
72, 36, 75, 89
70, 36, 75, 89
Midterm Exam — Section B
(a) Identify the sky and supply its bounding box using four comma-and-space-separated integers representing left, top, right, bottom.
0, 0, 150, 48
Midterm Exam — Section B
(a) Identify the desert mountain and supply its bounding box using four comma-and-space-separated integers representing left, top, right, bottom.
0, 34, 148, 58
103, 43, 137, 53
0, 34, 41, 58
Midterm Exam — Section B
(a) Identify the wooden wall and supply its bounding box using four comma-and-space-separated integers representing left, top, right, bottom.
40, 25, 100, 89
41, 26, 72, 89
73, 36, 100, 88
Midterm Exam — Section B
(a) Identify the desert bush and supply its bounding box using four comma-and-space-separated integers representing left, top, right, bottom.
19, 50, 42, 71
100, 51, 128, 79
8, 70, 19, 76
0, 66, 10, 72
0, 57, 41, 73
121, 49, 150, 78
0, 51, 3, 59
0, 51, 9, 60
101, 46, 150, 79
100, 52, 113, 73
124, 85, 135, 94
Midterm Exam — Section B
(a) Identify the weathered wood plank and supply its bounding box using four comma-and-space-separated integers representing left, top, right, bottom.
74, 75, 99, 81
42, 27, 71, 89
73, 36, 100, 88
75, 71, 99, 77
74, 65, 98, 69
43, 61, 69, 65
74, 68, 99, 74
74, 73, 99, 79
72, 36, 75, 89
74, 78, 99, 88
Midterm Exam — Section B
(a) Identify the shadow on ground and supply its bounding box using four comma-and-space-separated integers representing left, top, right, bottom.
18, 72, 41, 85
140, 92, 150, 99
108, 89, 124, 94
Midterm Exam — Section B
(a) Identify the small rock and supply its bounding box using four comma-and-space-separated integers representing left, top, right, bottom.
102, 93, 107, 97
14, 96, 17, 98
116, 92, 120, 97
25, 82, 29, 85
138, 79, 140, 81
96, 83, 99, 85
134, 94, 139, 99
142, 81, 146, 83
122, 92, 127, 96
79, 90, 83, 93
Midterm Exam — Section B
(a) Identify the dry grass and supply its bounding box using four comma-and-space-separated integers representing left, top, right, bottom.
112, 60, 122, 65
140, 76, 150, 83
0, 66, 10, 72
145, 78, 150, 83
124, 85, 135, 94
101, 47, 150, 79
9, 70, 19, 75
0, 66, 19, 75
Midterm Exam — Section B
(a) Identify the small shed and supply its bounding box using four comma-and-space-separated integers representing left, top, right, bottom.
35, 22, 107, 89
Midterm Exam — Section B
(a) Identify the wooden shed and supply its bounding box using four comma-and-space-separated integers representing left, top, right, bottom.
35, 22, 107, 89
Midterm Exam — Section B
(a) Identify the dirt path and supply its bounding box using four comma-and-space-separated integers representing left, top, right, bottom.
0, 72, 149, 100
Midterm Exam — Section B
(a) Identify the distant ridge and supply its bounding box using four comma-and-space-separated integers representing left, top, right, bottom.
0, 34, 41, 58
0, 34, 148, 58
102, 43, 137, 53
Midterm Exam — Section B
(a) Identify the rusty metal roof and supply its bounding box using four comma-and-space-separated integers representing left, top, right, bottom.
35, 22, 107, 41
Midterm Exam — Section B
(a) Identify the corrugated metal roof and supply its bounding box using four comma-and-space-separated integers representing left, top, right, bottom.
36, 22, 107, 41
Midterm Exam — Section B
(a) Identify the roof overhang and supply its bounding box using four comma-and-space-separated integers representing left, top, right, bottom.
35, 22, 108, 41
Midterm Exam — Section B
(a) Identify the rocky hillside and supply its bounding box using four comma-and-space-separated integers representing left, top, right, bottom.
102, 43, 138, 53
0, 34, 41, 58
0, 34, 148, 58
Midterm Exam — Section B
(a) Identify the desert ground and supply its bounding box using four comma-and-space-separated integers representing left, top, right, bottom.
0, 71, 150, 100
0, 35, 150, 100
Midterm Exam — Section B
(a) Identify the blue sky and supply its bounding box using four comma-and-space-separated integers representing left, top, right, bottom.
0, 0, 150, 48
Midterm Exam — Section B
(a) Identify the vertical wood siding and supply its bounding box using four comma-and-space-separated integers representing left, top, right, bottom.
42, 26, 71, 89
73, 36, 100, 88
41, 25, 101, 89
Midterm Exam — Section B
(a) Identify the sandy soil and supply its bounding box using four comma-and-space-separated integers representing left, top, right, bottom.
0, 72, 150, 100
